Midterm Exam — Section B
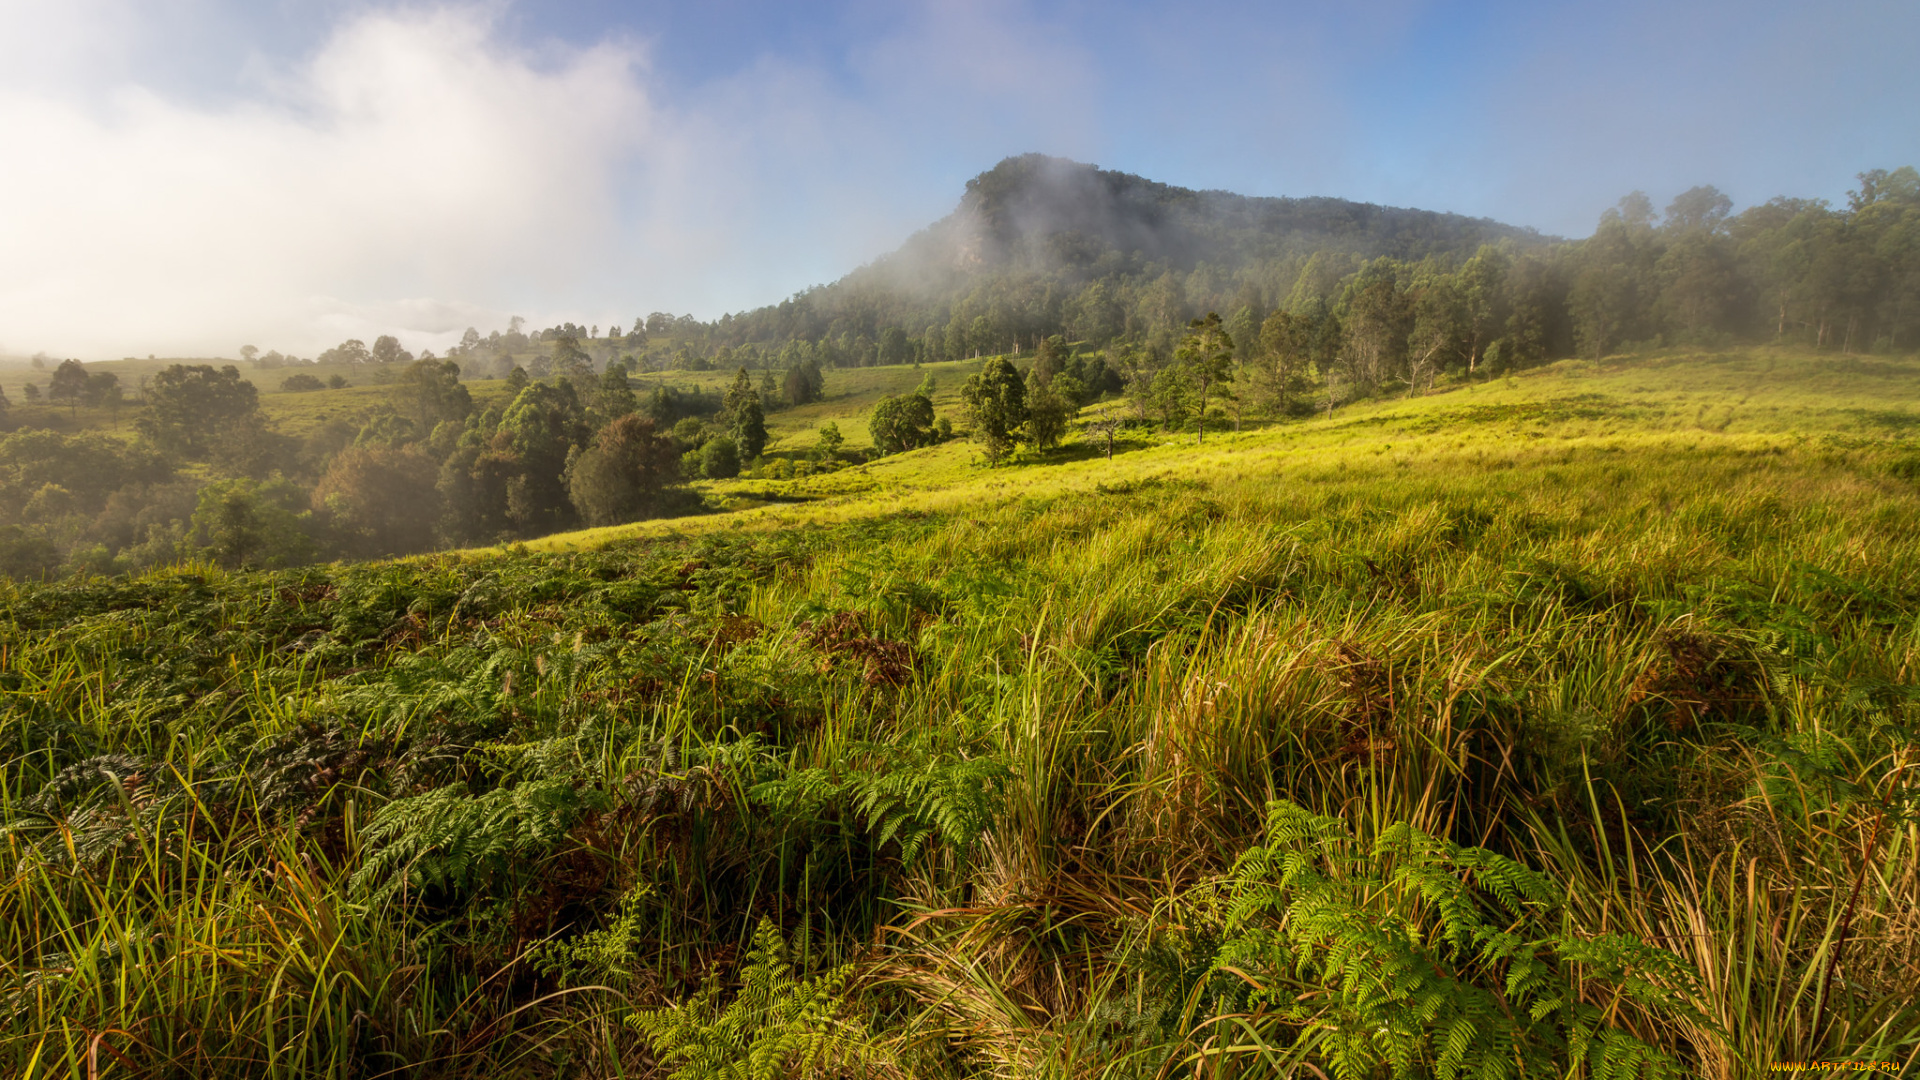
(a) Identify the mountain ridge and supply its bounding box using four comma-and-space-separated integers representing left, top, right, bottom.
710, 153, 1555, 349
851, 153, 1550, 287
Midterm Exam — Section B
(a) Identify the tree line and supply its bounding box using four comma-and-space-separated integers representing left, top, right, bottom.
207, 166, 1919, 404
601, 166, 1920, 384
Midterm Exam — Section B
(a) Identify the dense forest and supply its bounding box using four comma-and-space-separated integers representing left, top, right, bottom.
543, 154, 1920, 373
1, 155, 1916, 579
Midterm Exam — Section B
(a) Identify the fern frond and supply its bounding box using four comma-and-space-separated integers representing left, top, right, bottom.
627, 918, 880, 1080
1211, 799, 1700, 1080
350, 778, 608, 904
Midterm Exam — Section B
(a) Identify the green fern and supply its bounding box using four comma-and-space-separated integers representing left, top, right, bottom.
349, 778, 608, 904
530, 883, 655, 989
627, 918, 876, 1080
752, 746, 1008, 866
1212, 801, 1708, 1080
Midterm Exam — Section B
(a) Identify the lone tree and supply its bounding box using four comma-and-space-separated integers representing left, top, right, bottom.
48, 359, 90, 417
960, 357, 1026, 462
371, 334, 411, 366
1176, 312, 1234, 446
1083, 416, 1121, 459
815, 421, 844, 460
722, 368, 768, 459
869, 391, 935, 455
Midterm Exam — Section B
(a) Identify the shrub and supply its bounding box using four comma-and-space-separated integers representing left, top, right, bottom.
702, 436, 741, 480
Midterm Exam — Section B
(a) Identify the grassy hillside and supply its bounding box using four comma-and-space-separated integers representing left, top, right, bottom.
543, 348, 1920, 547
3, 348, 1917, 1078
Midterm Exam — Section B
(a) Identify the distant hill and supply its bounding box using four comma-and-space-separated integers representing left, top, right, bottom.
890, 153, 1548, 279
715, 154, 1550, 351
500, 156, 1910, 381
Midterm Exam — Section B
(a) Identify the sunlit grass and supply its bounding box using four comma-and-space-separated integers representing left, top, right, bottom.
5, 345, 1918, 1077
528, 347, 1920, 552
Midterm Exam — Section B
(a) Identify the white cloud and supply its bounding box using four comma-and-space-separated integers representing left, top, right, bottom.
0, 5, 656, 358
0, 1, 1129, 360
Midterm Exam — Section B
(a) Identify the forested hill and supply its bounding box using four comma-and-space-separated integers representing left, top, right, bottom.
715, 154, 1547, 349
899, 153, 1546, 276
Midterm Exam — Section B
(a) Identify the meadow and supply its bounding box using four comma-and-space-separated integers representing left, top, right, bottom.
2, 347, 1917, 1078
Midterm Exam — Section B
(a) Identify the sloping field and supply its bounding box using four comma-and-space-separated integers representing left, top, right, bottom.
537, 349, 1920, 547
4, 348, 1917, 1078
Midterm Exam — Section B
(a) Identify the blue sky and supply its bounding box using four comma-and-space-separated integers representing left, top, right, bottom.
1, 0, 1915, 358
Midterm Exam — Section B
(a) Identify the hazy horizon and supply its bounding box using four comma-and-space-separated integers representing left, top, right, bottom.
2, 0, 1915, 361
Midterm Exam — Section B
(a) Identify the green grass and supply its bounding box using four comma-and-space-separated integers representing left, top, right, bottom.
258, 377, 523, 439
3, 346, 1917, 1078
628, 357, 984, 454
535, 348, 1920, 550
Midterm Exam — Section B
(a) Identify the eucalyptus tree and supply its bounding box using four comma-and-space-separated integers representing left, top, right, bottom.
960, 357, 1026, 461
1175, 312, 1234, 446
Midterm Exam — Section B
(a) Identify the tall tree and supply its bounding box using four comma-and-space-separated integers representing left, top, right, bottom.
397, 358, 473, 435
782, 358, 824, 406
1225, 307, 1259, 429
550, 334, 594, 380
1338, 260, 1411, 391
1030, 335, 1068, 387
1255, 310, 1310, 415
1143, 272, 1189, 330
137, 364, 266, 467
960, 357, 1026, 462
723, 368, 757, 424
48, 359, 89, 417
311, 446, 441, 557
565, 414, 680, 526
498, 382, 588, 533
1663, 185, 1733, 236
869, 393, 935, 455
593, 359, 638, 427
1175, 312, 1234, 445
1406, 271, 1466, 394
1571, 196, 1660, 358
732, 395, 768, 461
1023, 370, 1073, 450
878, 326, 911, 365
1458, 246, 1510, 374
370, 335, 411, 366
